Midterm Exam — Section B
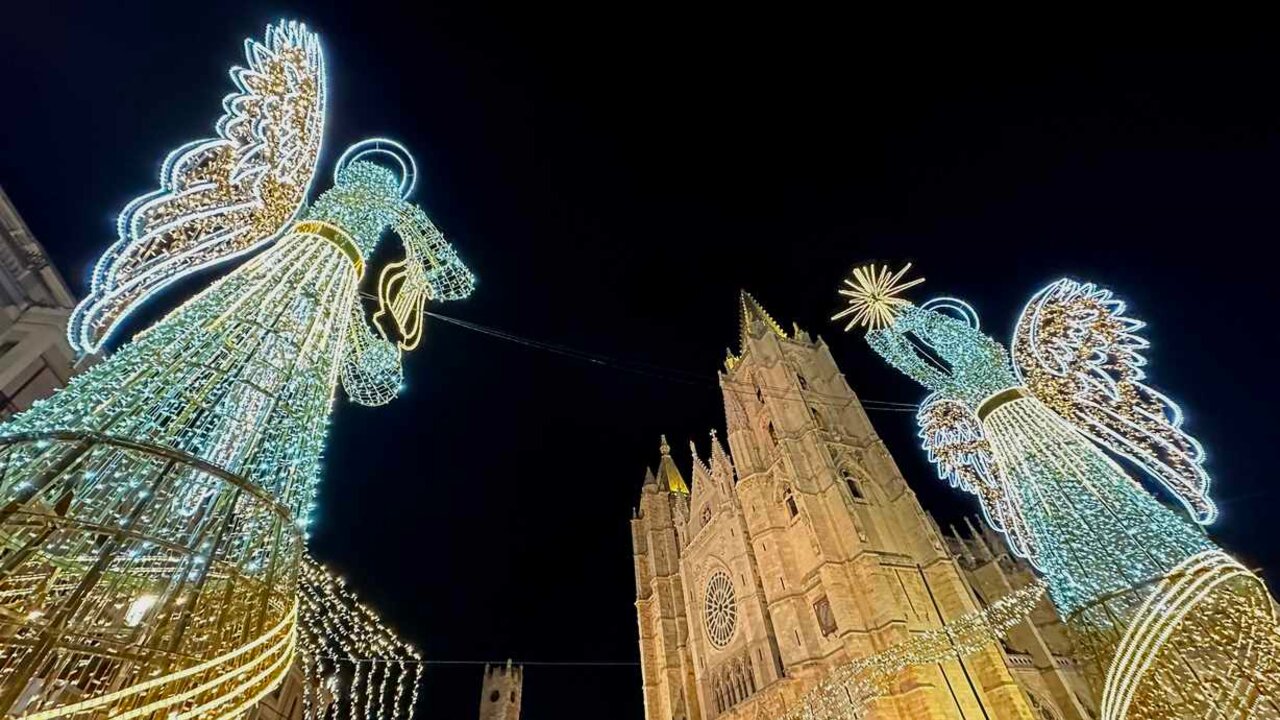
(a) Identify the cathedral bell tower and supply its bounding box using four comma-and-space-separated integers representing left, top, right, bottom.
633, 437, 699, 720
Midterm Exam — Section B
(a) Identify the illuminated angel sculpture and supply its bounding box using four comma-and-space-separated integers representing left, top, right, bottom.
0, 21, 470, 718
836, 264, 1280, 720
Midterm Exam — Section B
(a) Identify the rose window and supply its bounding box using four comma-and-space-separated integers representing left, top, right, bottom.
703, 571, 738, 648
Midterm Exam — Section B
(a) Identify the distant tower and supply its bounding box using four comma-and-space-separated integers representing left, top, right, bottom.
479, 660, 523, 720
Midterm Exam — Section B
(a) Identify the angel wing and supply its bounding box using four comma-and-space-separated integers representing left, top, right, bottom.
918, 394, 1038, 565
1012, 279, 1216, 523
67, 20, 326, 353
373, 205, 475, 350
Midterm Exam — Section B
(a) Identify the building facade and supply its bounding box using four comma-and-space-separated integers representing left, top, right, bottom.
0, 185, 78, 418
941, 519, 1097, 720
632, 292, 1093, 720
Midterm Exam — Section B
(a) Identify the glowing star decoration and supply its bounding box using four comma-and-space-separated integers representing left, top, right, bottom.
831, 262, 925, 331
68, 21, 326, 354
837, 265, 1280, 720
0, 20, 471, 718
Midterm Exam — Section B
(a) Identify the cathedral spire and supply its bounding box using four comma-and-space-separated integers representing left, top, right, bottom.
739, 290, 787, 350
689, 439, 712, 479
727, 291, 788, 371
708, 428, 733, 476
656, 435, 690, 495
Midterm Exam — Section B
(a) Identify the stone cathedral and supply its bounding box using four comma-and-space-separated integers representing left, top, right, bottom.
631, 293, 1096, 720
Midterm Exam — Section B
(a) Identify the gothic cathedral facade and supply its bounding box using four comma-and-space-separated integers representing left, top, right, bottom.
631, 293, 1095, 720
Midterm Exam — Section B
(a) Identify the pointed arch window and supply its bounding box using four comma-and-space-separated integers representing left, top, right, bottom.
784, 488, 798, 518
810, 407, 824, 429
797, 373, 809, 391
766, 422, 778, 446
841, 468, 864, 500
813, 595, 837, 636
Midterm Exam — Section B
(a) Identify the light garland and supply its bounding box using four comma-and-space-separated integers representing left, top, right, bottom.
0, 20, 470, 718
782, 582, 1047, 720
837, 263, 1280, 717
298, 558, 423, 720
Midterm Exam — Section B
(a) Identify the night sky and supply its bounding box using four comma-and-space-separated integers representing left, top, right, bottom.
3, 6, 1280, 718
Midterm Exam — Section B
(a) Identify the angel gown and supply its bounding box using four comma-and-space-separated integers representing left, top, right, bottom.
0, 159, 409, 712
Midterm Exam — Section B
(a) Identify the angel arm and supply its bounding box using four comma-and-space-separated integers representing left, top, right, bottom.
872, 305, 1022, 409
372, 205, 475, 351
866, 310, 954, 394
400, 206, 476, 303
340, 294, 403, 407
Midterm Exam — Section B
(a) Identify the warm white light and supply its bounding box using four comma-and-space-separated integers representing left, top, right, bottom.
125, 594, 158, 628
832, 262, 925, 331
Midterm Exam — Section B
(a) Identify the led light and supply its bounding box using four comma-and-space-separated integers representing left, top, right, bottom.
124, 594, 159, 628
373, 206, 475, 351
1012, 279, 1216, 524
921, 296, 979, 329
334, 138, 417, 199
